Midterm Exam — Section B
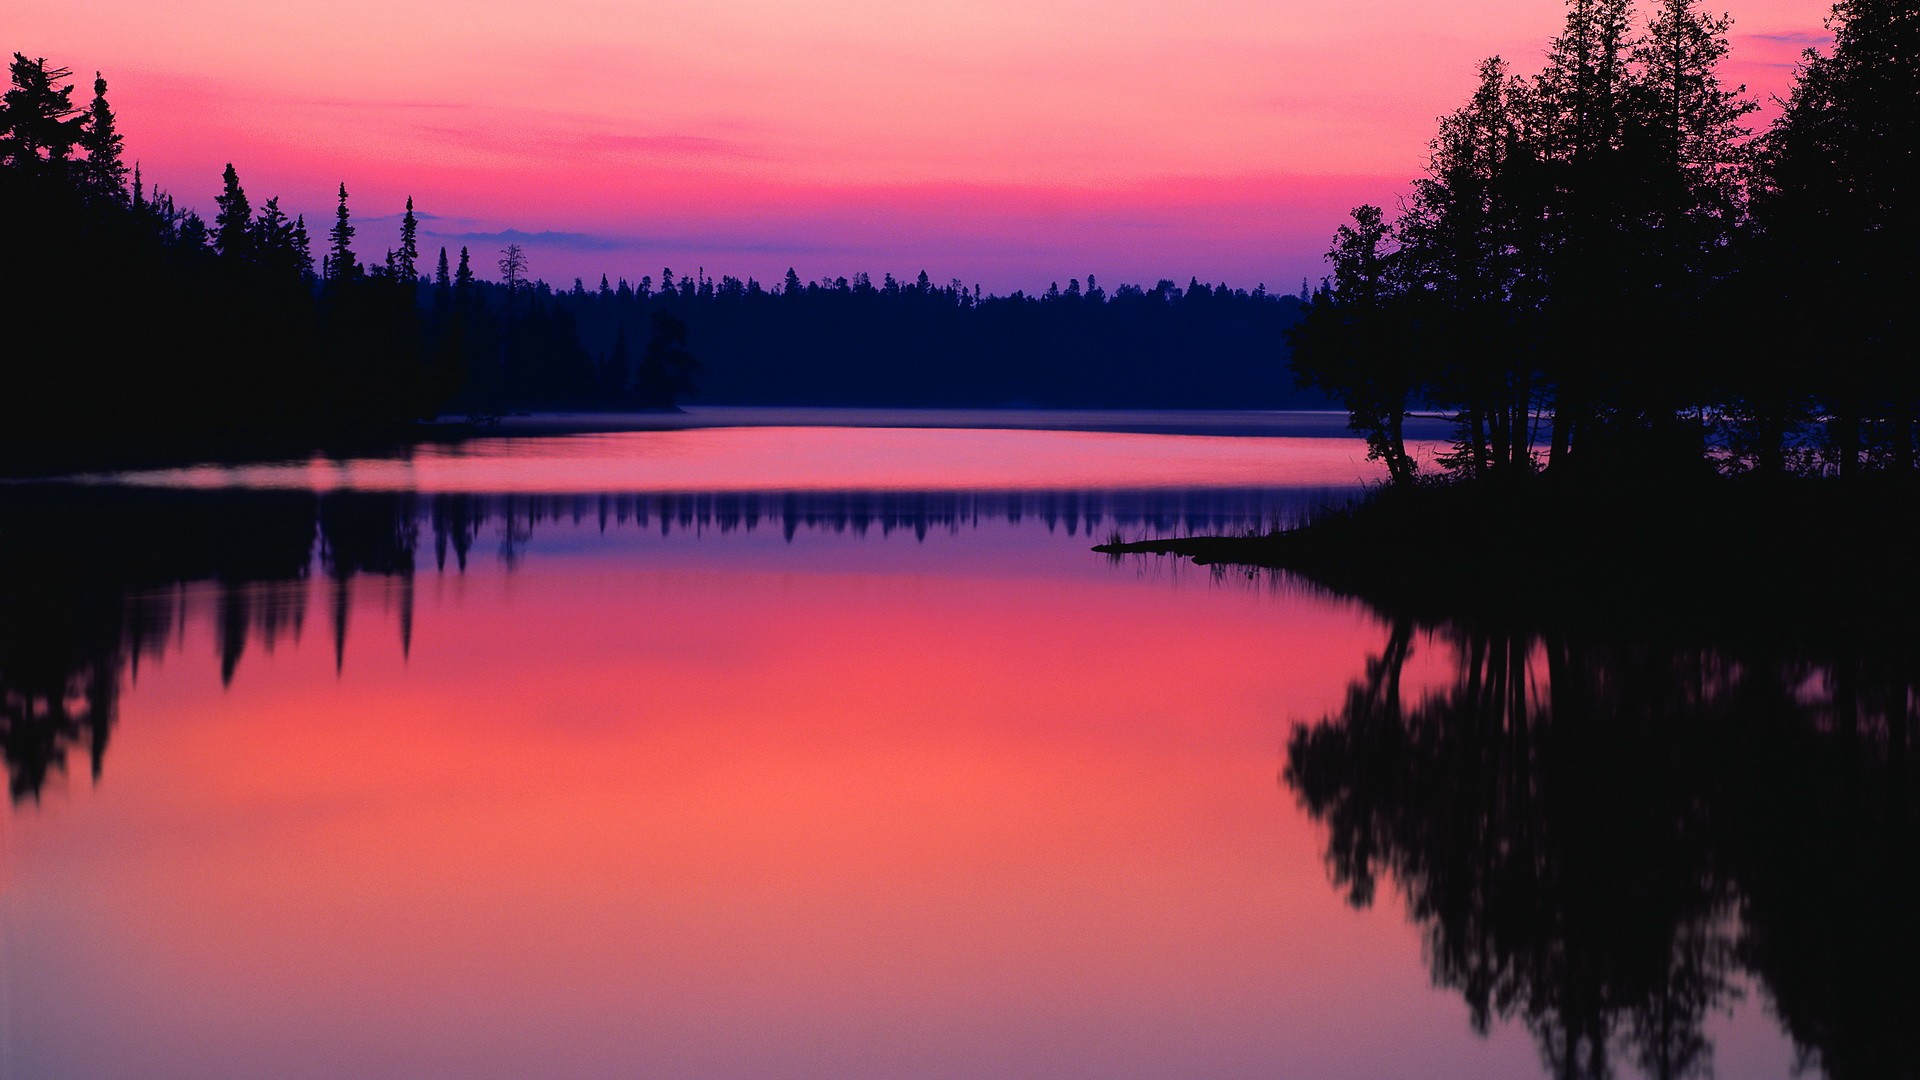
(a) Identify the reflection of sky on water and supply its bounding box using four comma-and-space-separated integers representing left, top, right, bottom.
3, 424, 1836, 1080
83, 422, 1448, 496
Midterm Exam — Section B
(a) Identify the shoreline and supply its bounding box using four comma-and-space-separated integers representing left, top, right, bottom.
1095, 474, 1920, 641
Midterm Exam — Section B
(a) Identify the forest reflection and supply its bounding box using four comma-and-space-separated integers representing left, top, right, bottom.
1286, 615, 1920, 1080
0, 484, 1323, 803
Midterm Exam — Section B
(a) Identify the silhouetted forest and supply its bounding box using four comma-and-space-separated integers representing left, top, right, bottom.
1288, 611, 1920, 1079
540, 268, 1314, 408
1292, 0, 1917, 481
0, 54, 606, 472
1, 52, 1317, 473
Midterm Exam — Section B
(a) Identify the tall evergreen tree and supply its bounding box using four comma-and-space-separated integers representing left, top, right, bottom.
1759, 0, 1920, 474
1535, 0, 1637, 466
327, 182, 357, 281
396, 196, 419, 282
76, 72, 125, 201
1620, 0, 1756, 454
291, 215, 314, 278
213, 163, 251, 258
250, 196, 302, 280
1399, 57, 1543, 476
1629, 0, 1753, 244
0, 54, 84, 172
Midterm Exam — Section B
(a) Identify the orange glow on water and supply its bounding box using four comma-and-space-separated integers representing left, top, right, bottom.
7, 527, 1541, 1079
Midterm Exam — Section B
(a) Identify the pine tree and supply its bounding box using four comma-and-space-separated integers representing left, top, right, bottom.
1534, 0, 1636, 465
213, 163, 251, 258
77, 72, 126, 201
396, 196, 419, 281
454, 246, 473, 291
292, 215, 314, 277
1630, 0, 1753, 240
251, 195, 296, 277
1760, 0, 1920, 474
1, 54, 85, 172
1398, 56, 1542, 476
178, 209, 209, 249
327, 182, 357, 280
435, 246, 451, 290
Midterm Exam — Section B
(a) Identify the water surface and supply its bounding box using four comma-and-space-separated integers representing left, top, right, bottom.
5, 419, 1894, 1079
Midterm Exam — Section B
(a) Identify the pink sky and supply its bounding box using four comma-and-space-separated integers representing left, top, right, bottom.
16, 0, 1826, 292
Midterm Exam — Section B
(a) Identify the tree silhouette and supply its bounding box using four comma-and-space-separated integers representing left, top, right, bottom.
396, 195, 419, 282
76, 71, 124, 200
1286, 612, 1920, 1079
1289, 205, 1421, 485
0, 54, 83, 172
326, 181, 356, 281
213, 163, 251, 258
498, 242, 526, 294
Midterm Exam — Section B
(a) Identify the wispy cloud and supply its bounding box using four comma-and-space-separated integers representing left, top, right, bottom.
411, 121, 765, 163
360, 210, 444, 222
1742, 30, 1832, 48
423, 227, 629, 251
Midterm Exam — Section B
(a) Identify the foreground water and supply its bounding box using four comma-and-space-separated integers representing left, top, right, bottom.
3, 416, 1908, 1079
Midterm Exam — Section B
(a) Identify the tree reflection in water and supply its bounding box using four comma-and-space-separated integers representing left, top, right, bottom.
0, 483, 1319, 802
1285, 614, 1920, 1080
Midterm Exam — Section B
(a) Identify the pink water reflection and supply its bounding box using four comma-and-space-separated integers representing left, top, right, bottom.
7, 423, 1800, 1079
5, 515, 1569, 1080
98, 425, 1438, 494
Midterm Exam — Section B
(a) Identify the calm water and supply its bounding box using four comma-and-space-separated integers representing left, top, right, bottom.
3, 417, 1909, 1079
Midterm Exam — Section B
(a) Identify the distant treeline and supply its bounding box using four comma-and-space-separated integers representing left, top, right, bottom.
536, 270, 1314, 408
1, 52, 1316, 472
1292, 0, 1917, 481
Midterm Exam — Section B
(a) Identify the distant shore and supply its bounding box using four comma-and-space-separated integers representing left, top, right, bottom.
471, 406, 1457, 441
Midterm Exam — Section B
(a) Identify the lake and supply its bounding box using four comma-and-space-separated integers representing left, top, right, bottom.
3, 413, 1906, 1079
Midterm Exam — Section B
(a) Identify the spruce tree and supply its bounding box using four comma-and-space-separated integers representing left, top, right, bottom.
327, 182, 357, 280
396, 196, 419, 281
1630, 0, 1753, 240
251, 195, 295, 276
213, 163, 251, 258
434, 246, 450, 290
77, 72, 125, 201
292, 214, 314, 277
1535, 0, 1636, 465
1, 54, 84, 172
1761, 0, 1920, 474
